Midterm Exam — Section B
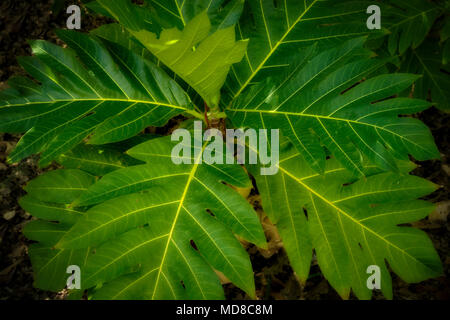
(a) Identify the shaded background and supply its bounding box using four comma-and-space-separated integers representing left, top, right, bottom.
0, 0, 449, 300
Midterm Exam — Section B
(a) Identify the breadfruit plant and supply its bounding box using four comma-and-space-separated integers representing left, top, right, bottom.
0, 0, 446, 300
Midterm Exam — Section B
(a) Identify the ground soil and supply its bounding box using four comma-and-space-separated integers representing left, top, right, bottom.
0, 0, 448, 300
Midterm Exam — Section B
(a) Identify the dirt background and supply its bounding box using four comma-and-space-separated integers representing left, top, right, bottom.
0, 0, 449, 300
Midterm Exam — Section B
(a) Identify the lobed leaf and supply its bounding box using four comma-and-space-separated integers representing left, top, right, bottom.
95, 0, 248, 107
251, 139, 442, 299
228, 39, 439, 175
400, 39, 450, 111
21, 169, 96, 291
56, 143, 143, 176
25, 136, 266, 299
383, 0, 442, 55
0, 30, 194, 166
223, 0, 378, 105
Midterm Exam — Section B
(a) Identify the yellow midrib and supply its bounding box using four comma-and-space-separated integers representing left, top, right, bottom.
232, 0, 319, 99
151, 142, 207, 299
4, 98, 187, 111
278, 166, 436, 273
230, 108, 431, 153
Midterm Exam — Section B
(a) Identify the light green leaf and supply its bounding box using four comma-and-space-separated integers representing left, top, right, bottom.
0, 30, 195, 165
20, 195, 83, 225
224, 0, 376, 104
96, 1, 248, 107
24, 169, 96, 204
56, 143, 143, 176
21, 170, 93, 292
228, 39, 439, 175
252, 140, 442, 300
52, 136, 265, 299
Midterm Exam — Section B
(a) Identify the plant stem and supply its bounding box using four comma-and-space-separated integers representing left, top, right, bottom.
185, 109, 206, 121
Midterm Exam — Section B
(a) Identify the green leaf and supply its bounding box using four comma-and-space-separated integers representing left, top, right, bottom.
400, 39, 450, 111
96, 1, 248, 107
24, 220, 72, 246
444, 40, 450, 65
0, 30, 195, 166
21, 169, 94, 291
157, 0, 243, 30
90, 23, 155, 62
227, 39, 439, 175
441, 16, 450, 43
224, 0, 376, 104
84, 0, 115, 18
56, 143, 143, 176
383, 0, 442, 55
251, 140, 442, 300
24, 169, 96, 204
49, 136, 265, 299
28, 240, 92, 291
20, 196, 83, 225
88, 0, 244, 33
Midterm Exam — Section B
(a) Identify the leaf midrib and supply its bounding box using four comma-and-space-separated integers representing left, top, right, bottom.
388, 7, 438, 29
230, 108, 431, 153
4, 98, 188, 111
151, 142, 206, 299
278, 166, 437, 274
232, 0, 319, 99
84, 233, 169, 286
59, 200, 180, 248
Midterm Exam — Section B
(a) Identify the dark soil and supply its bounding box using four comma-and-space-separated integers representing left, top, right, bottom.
0, 0, 449, 300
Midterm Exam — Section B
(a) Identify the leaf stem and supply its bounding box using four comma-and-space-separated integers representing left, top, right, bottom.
184, 109, 206, 121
